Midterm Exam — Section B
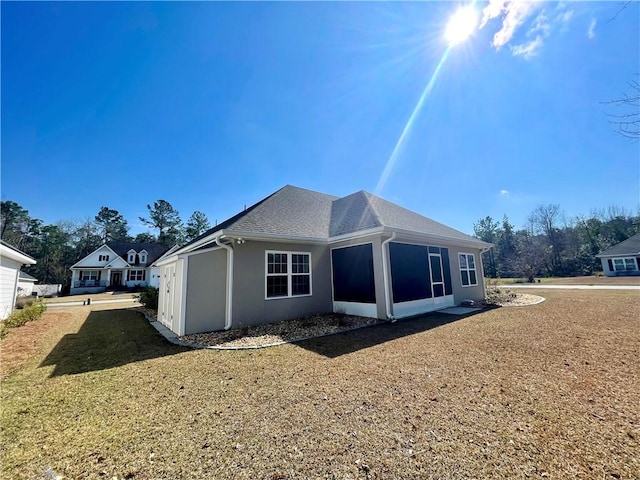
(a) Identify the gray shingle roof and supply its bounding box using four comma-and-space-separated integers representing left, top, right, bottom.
180, 185, 488, 249
596, 233, 640, 257
19, 271, 37, 281
106, 242, 169, 265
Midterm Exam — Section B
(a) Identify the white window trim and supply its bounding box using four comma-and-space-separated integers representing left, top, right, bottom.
127, 249, 137, 263
83, 270, 99, 281
613, 257, 638, 272
129, 269, 145, 281
459, 252, 478, 287
264, 250, 312, 300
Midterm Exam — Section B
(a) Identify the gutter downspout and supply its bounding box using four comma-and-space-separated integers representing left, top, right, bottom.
216, 236, 234, 330
381, 232, 396, 322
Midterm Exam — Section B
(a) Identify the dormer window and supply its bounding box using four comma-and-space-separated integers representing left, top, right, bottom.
127, 249, 137, 264
139, 250, 148, 264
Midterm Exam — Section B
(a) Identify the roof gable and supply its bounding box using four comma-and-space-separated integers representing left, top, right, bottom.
106, 242, 169, 265
597, 233, 640, 257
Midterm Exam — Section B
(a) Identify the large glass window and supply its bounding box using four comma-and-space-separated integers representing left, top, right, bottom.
613, 258, 637, 272
266, 252, 312, 298
459, 253, 477, 287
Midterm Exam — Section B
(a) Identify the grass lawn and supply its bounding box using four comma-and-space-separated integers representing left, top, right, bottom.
492, 275, 640, 286
1, 291, 639, 479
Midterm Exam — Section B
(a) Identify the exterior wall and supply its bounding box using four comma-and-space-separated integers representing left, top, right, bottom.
330, 234, 387, 319
72, 245, 117, 268
443, 244, 487, 303
231, 241, 333, 328
0, 256, 21, 320
184, 249, 227, 334
17, 279, 36, 297
600, 256, 640, 277
148, 267, 161, 288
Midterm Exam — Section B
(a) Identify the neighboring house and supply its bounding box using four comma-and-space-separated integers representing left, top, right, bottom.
70, 242, 170, 295
596, 233, 640, 276
0, 241, 37, 320
17, 271, 38, 297
156, 185, 492, 336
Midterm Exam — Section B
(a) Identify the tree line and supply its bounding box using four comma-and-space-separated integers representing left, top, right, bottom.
0, 199, 211, 289
1, 198, 638, 291
474, 204, 639, 281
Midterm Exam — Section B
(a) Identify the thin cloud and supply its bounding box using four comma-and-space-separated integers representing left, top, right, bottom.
587, 18, 597, 39
559, 9, 574, 24
500, 189, 510, 197
511, 35, 544, 59
479, 0, 540, 48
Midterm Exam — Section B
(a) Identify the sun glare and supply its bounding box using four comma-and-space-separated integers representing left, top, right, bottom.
445, 6, 479, 46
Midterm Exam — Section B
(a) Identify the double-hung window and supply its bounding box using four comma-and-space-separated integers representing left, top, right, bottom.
613, 258, 637, 272
459, 253, 477, 287
266, 251, 311, 298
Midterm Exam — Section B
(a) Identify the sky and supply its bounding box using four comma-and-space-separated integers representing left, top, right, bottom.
2, 1, 639, 237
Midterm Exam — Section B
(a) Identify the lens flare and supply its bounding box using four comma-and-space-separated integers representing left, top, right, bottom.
445, 6, 479, 46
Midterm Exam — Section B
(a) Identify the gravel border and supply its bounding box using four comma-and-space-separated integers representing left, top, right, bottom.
139, 293, 544, 350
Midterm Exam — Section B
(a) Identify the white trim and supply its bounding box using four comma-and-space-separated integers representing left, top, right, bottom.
393, 295, 455, 319
179, 258, 188, 336
612, 257, 639, 272
328, 227, 386, 244
333, 301, 377, 318
381, 227, 492, 250
227, 231, 326, 245
264, 250, 313, 300
458, 252, 478, 287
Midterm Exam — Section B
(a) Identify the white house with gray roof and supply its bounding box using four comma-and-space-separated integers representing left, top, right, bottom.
156, 185, 492, 336
70, 242, 172, 295
596, 233, 640, 276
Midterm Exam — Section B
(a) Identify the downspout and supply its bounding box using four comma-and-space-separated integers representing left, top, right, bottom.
381, 232, 397, 321
215, 236, 234, 330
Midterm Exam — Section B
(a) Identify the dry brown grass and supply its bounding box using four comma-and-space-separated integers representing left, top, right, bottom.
497, 275, 640, 286
1, 290, 638, 479
42, 292, 138, 304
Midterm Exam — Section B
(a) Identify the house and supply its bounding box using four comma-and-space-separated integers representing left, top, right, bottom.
70, 242, 171, 295
17, 271, 38, 297
596, 233, 640, 276
156, 185, 492, 336
0, 241, 37, 320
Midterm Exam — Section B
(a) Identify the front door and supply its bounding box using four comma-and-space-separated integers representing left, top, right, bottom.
111, 271, 122, 287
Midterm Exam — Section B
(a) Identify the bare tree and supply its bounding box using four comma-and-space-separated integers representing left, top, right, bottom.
604, 79, 640, 140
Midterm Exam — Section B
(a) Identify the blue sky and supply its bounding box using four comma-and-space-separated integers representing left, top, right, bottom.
2, 1, 638, 236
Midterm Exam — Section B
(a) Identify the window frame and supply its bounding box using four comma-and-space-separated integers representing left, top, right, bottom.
265, 250, 312, 300
459, 253, 478, 287
129, 269, 145, 282
83, 270, 99, 281
98, 254, 110, 262
139, 250, 148, 264
613, 257, 638, 272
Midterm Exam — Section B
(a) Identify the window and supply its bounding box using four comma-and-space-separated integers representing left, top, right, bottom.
266, 251, 311, 298
128, 269, 145, 281
98, 255, 110, 262
139, 251, 148, 264
127, 250, 136, 263
613, 258, 637, 272
83, 270, 99, 281
459, 253, 477, 287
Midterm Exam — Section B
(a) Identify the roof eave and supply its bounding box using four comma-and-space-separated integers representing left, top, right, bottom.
382, 227, 493, 249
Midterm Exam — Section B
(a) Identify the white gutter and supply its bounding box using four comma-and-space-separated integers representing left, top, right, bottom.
216, 236, 234, 331
380, 232, 396, 321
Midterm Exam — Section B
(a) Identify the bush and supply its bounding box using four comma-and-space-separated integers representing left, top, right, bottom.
1, 300, 47, 339
15, 296, 35, 309
136, 287, 159, 311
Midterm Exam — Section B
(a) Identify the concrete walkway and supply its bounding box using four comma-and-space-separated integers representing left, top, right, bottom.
506, 284, 640, 290
45, 298, 140, 307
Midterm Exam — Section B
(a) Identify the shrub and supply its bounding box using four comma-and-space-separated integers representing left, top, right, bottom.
136, 287, 159, 311
15, 296, 35, 309
1, 300, 47, 339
